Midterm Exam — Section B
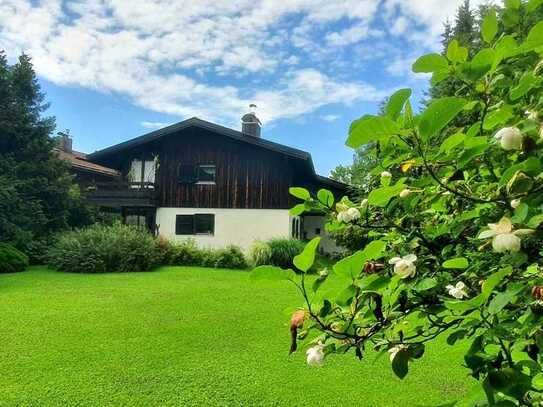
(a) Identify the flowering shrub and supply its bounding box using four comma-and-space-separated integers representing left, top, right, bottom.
253, 5, 543, 406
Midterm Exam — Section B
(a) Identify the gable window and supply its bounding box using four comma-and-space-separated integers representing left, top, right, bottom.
196, 165, 216, 184
177, 165, 196, 184
130, 159, 156, 188
175, 214, 215, 235
177, 164, 216, 184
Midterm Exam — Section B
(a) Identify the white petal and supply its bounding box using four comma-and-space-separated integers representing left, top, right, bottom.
404, 254, 417, 262
513, 229, 535, 236
389, 257, 401, 265
456, 282, 466, 290
478, 229, 497, 239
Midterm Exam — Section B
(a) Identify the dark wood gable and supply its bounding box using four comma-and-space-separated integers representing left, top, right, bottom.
89, 120, 349, 210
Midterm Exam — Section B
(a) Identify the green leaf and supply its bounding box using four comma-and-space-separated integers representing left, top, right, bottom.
317, 189, 334, 207
527, 214, 543, 228
358, 274, 390, 293
499, 157, 541, 187
414, 277, 438, 292
442, 257, 469, 269
527, 0, 543, 12
334, 251, 365, 280
482, 267, 513, 300
510, 72, 538, 101
290, 204, 306, 216
438, 132, 465, 154
505, 0, 521, 9
360, 240, 387, 260
368, 182, 405, 207
446, 39, 468, 63
385, 88, 412, 121
519, 21, 543, 52
488, 290, 516, 315
391, 348, 409, 379
293, 237, 320, 273
418, 97, 467, 141
483, 106, 514, 130
289, 187, 310, 200
347, 116, 400, 148
511, 203, 529, 224
464, 48, 496, 80
333, 240, 386, 280
412, 53, 448, 73
482, 9, 498, 43
251, 266, 295, 281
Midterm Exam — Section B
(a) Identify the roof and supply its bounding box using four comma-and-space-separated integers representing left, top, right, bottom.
56, 148, 120, 177
87, 117, 349, 191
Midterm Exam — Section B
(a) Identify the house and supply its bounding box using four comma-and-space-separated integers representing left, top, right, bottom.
58, 112, 349, 254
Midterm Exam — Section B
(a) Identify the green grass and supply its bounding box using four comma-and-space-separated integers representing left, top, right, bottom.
1, 267, 475, 406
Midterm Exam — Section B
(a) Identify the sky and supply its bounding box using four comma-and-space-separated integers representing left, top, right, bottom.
0, 0, 492, 176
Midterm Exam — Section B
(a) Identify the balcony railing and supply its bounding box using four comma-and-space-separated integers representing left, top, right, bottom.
84, 182, 156, 207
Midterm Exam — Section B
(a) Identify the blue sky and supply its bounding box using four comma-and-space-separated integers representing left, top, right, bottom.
0, 0, 490, 175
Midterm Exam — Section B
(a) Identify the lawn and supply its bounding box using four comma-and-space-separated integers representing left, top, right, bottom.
1, 266, 475, 406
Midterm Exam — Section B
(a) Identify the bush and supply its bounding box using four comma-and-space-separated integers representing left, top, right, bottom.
48, 224, 161, 273
212, 245, 247, 269
250, 238, 305, 269
249, 241, 273, 266
0, 243, 29, 273
161, 239, 247, 269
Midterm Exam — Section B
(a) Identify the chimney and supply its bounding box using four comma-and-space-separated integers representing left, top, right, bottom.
57, 130, 73, 153
241, 104, 262, 138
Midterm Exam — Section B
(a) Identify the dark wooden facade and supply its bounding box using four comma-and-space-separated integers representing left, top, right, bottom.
90, 123, 347, 210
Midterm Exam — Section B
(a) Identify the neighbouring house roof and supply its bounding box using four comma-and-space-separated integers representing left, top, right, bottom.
56, 148, 120, 177
87, 117, 349, 191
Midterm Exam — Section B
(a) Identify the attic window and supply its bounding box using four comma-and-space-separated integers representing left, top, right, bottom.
196, 165, 216, 184
177, 164, 196, 184
177, 164, 216, 184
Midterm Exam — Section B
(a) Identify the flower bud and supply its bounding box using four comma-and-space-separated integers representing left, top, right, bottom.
399, 189, 412, 199
381, 171, 392, 178
360, 198, 369, 209
494, 127, 523, 151
510, 199, 521, 209
533, 286, 543, 301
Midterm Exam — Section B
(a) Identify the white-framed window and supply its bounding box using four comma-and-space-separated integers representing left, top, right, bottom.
130, 159, 156, 187
196, 164, 216, 185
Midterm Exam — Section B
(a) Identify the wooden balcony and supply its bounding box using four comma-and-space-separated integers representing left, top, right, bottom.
83, 182, 156, 207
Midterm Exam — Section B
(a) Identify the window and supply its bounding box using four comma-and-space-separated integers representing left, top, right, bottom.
196, 165, 216, 184
130, 159, 156, 188
177, 165, 196, 184
175, 214, 215, 235
177, 164, 216, 184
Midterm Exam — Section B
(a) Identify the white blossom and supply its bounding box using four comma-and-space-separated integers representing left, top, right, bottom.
526, 110, 539, 121
306, 343, 325, 367
446, 282, 469, 299
478, 217, 534, 253
319, 268, 329, 278
360, 198, 369, 209
510, 199, 521, 209
389, 254, 417, 279
347, 207, 361, 221
388, 344, 408, 362
494, 127, 523, 151
381, 171, 392, 178
399, 189, 412, 199
337, 211, 351, 223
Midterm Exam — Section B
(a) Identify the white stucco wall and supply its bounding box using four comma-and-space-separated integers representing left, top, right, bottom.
156, 208, 292, 251
302, 215, 343, 255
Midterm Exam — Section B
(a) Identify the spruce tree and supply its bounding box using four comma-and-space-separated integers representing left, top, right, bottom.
0, 52, 79, 259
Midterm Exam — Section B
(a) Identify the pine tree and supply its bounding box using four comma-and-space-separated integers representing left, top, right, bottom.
0, 52, 79, 259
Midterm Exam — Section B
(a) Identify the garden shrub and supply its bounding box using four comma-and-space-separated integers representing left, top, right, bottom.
47, 223, 161, 273
212, 245, 248, 269
253, 4, 543, 405
250, 238, 311, 269
0, 243, 29, 273
249, 240, 273, 266
161, 239, 247, 269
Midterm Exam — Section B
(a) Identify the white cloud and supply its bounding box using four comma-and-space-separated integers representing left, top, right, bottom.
321, 114, 340, 122
141, 121, 171, 129
0, 0, 491, 125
